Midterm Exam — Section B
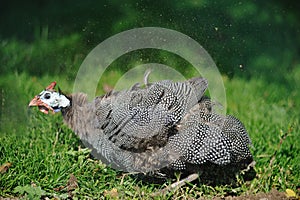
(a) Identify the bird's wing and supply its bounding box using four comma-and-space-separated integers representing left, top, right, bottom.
88, 78, 209, 172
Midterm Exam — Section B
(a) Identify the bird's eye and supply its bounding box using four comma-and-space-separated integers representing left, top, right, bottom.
44, 93, 51, 99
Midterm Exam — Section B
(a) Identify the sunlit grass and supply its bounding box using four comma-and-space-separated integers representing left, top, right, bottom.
0, 70, 299, 199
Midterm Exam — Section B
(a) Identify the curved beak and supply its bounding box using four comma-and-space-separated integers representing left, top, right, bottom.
28, 96, 40, 107
28, 96, 54, 114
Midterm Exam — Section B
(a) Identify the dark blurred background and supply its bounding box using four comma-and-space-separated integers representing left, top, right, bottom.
1, 0, 299, 81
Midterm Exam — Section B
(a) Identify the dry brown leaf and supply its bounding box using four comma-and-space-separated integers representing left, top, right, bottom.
104, 188, 118, 198
0, 162, 12, 174
286, 189, 296, 198
67, 174, 78, 191
67, 174, 79, 199
53, 174, 78, 194
53, 185, 65, 192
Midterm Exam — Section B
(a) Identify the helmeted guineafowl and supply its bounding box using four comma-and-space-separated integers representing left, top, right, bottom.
29, 75, 252, 175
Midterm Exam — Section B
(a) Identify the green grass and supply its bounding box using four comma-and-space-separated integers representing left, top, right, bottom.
0, 69, 299, 199
1, 1, 299, 198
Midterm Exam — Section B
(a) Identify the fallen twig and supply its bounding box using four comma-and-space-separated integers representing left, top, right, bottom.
151, 173, 199, 197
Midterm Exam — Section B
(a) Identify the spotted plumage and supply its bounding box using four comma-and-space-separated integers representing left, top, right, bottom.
29, 75, 252, 174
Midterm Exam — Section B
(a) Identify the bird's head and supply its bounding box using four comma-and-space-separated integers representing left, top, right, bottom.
29, 81, 70, 114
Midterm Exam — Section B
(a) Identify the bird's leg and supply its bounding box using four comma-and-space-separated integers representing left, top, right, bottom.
241, 160, 256, 173
151, 173, 199, 197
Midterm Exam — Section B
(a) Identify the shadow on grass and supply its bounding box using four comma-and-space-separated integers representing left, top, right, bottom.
133, 158, 256, 187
